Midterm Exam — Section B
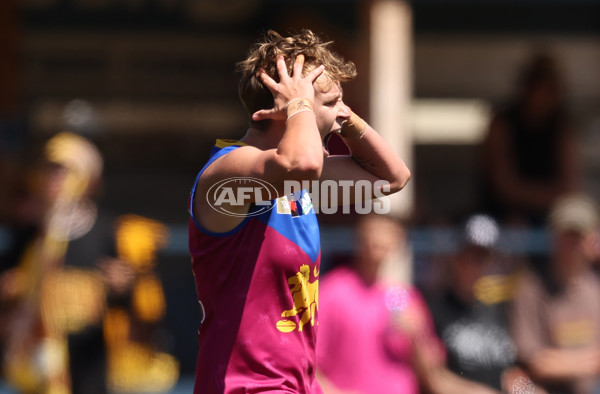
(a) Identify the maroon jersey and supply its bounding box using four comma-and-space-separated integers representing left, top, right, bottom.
189, 140, 322, 393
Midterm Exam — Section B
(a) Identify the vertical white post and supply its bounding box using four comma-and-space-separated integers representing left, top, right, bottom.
369, 0, 414, 219
369, 0, 414, 284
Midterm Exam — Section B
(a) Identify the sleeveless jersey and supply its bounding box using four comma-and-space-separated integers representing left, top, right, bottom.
188, 140, 322, 393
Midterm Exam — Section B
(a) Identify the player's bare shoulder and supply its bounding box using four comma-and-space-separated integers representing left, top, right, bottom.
194, 145, 266, 233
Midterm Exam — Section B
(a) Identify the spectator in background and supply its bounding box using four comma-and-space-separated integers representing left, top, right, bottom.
426, 214, 523, 392
0, 132, 134, 394
317, 214, 499, 394
481, 52, 579, 227
510, 193, 600, 394
0, 133, 183, 394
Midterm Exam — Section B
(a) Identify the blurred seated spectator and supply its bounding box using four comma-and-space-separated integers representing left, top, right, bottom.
481, 52, 579, 227
316, 214, 500, 394
510, 193, 600, 394
425, 214, 535, 392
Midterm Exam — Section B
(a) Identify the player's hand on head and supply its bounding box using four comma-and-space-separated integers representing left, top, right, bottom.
252, 54, 324, 122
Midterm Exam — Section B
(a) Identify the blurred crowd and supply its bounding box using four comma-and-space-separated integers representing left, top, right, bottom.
0, 48, 599, 394
313, 51, 600, 394
318, 196, 600, 394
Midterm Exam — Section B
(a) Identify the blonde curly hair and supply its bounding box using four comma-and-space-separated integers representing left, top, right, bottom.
237, 29, 357, 123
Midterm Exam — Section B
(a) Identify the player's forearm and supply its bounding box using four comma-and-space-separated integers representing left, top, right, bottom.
276, 100, 324, 180
340, 118, 411, 193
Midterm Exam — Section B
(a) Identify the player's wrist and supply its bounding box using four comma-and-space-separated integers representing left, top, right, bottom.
286, 97, 314, 120
338, 112, 367, 140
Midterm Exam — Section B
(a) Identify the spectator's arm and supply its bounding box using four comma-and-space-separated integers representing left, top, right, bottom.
419, 365, 501, 394
525, 346, 600, 382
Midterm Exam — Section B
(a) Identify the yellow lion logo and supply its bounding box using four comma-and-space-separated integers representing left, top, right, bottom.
276, 264, 319, 333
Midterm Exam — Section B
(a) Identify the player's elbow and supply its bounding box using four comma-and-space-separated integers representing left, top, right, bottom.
388, 166, 411, 193
291, 159, 323, 180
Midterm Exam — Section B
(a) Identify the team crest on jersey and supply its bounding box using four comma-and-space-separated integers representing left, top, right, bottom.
276, 264, 319, 333
276, 192, 313, 217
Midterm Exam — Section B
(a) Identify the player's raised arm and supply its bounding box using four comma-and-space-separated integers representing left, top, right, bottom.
320, 103, 411, 205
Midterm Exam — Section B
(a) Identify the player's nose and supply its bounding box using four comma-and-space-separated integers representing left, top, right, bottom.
338, 101, 351, 118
